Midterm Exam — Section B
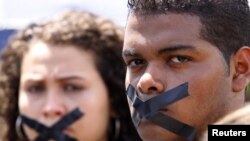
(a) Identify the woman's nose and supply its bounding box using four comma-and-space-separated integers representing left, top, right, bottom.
137, 72, 165, 95
42, 92, 65, 118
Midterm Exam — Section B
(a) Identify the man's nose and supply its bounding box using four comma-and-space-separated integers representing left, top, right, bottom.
137, 71, 165, 95
42, 91, 65, 118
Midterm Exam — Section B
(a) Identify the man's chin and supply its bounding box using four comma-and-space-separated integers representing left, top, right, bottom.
137, 120, 185, 141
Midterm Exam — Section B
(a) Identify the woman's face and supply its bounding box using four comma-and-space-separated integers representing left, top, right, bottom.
19, 40, 110, 141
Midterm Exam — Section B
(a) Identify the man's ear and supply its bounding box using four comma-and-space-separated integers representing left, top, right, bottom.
232, 46, 250, 92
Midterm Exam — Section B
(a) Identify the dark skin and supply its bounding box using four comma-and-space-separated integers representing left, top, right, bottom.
123, 13, 250, 141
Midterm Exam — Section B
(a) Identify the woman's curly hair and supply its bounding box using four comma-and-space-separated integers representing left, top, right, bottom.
0, 10, 141, 141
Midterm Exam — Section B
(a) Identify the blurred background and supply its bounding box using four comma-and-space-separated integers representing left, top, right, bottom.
0, 0, 127, 51
0, 0, 127, 28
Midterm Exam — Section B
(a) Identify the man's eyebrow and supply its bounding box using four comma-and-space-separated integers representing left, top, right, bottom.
122, 50, 141, 57
158, 45, 197, 55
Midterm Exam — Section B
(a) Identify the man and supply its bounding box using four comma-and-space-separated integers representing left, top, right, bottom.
122, 0, 250, 141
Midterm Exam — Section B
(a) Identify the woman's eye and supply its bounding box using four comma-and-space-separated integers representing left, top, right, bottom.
170, 56, 191, 63
63, 84, 82, 92
27, 85, 45, 94
127, 59, 146, 67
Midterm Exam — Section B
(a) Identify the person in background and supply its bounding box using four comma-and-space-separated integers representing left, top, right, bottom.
0, 10, 141, 141
200, 103, 250, 141
122, 0, 250, 141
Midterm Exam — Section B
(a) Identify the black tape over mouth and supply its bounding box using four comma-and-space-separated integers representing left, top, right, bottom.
126, 82, 196, 141
21, 108, 84, 141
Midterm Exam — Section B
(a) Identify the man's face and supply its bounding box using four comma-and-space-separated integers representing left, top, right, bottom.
123, 13, 235, 141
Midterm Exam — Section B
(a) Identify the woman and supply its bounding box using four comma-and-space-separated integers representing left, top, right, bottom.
0, 11, 141, 141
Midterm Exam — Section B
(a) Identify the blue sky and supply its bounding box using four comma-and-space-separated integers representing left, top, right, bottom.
0, 0, 128, 28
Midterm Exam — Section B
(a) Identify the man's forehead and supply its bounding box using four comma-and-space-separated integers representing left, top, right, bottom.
124, 13, 202, 50
126, 12, 202, 33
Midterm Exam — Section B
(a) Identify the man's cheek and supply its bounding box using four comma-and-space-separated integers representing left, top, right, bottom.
128, 99, 135, 114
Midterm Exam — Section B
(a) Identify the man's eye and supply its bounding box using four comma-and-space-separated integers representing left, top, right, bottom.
27, 85, 45, 94
127, 59, 146, 67
170, 56, 191, 63
63, 84, 82, 92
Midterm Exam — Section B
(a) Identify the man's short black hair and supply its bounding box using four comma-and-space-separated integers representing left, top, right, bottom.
127, 0, 250, 66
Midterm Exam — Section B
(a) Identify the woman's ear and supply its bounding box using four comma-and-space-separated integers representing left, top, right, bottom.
232, 46, 250, 92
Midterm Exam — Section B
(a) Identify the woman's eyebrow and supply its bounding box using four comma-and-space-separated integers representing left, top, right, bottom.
56, 76, 85, 81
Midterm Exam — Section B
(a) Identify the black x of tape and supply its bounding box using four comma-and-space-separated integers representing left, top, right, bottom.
21, 108, 84, 141
126, 82, 196, 141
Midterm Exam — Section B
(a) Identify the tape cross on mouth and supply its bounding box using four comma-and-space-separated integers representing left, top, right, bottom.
126, 82, 196, 141
21, 108, 84, 141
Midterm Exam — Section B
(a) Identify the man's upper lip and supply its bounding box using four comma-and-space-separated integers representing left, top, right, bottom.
159, 108, 169, 112
137, 93, 158, 102
63, 128, 73, 135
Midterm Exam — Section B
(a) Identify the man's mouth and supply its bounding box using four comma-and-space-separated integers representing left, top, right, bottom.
159, 108, 169, 114
63, 128, 71, 133
63, 128, 73, 136
159, 108, 168, 111
126, 82, 196, 141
